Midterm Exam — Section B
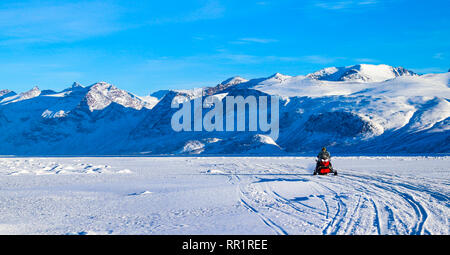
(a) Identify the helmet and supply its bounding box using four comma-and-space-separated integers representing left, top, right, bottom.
322, 147, 326, 151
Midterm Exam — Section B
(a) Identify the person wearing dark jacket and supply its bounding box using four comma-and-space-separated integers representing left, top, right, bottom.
317, 147, 330, 159
315, 147, 335, 174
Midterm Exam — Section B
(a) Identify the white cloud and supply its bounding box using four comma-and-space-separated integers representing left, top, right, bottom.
358, 0, 378, 5
314, 0, 378, 10
0, 2, 124, 45
150, 1, 225, 24
141, 53, 344, 70
354, 58, 379, 63
232, 38, 279, 44
301, 55, 345, 64
410, 67, 447, 74
184, 1, 225, 22
433, 53, 444, 60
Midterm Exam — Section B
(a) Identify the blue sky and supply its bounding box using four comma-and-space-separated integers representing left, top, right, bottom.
0, 0, 449, 95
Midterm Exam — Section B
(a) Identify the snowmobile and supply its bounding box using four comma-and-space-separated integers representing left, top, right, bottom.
313, 157, 338, 175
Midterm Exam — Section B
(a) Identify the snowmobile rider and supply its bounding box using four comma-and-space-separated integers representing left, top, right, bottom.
314, 147, 338, 175
317, 147, 330, 160
316, 147, 333, 170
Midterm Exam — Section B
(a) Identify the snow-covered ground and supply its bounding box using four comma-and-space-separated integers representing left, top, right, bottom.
0, 156, 448, 235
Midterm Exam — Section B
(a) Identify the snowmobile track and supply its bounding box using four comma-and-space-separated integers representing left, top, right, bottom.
343, 173, 431, 235
235, 167, 448, 235
239, 184, 288, 235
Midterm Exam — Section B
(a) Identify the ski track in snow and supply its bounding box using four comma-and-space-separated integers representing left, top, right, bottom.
0, 157, 448, 235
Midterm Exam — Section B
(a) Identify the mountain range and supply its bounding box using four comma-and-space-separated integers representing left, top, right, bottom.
0, 64, 449, 155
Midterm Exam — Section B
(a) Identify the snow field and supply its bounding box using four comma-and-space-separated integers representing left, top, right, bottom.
0, 156, 448, 235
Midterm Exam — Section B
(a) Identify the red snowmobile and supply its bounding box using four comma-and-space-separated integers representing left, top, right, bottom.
314, 157, 338, 175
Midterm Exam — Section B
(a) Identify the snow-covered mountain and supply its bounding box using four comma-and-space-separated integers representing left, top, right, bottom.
0, 89, 16, 101
84, 82, 154, 111
306, 64, 417, 82
205, 76, 248, 95
0, 64, 448, 155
